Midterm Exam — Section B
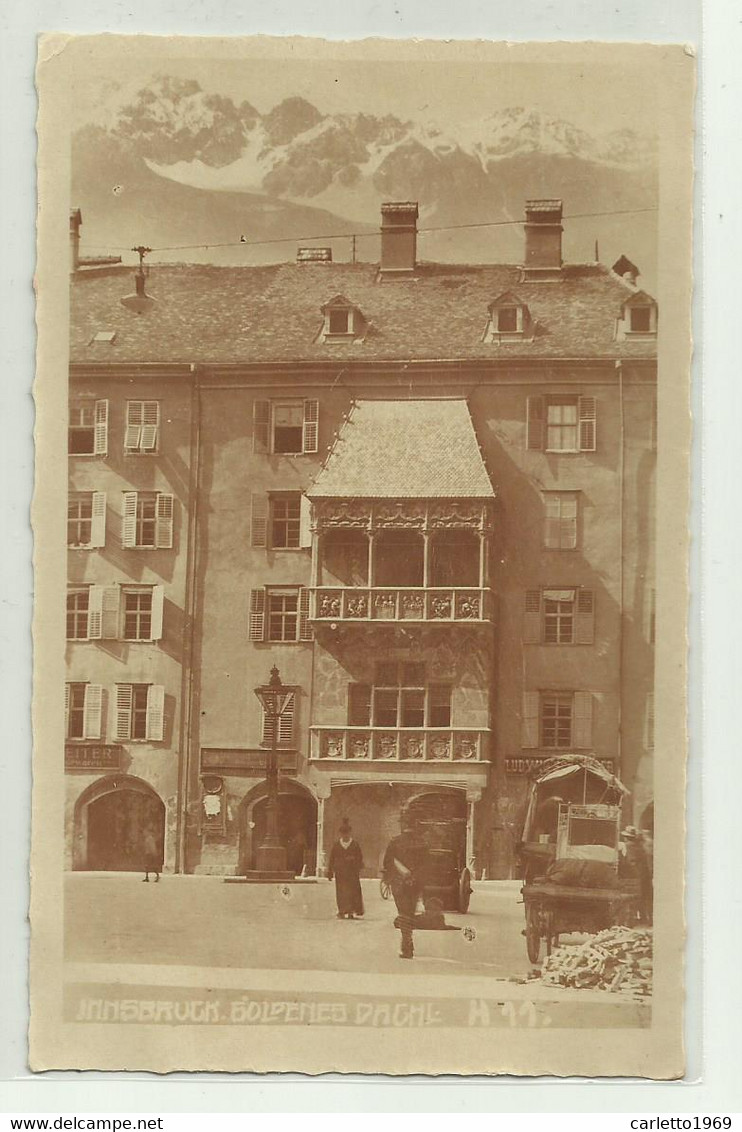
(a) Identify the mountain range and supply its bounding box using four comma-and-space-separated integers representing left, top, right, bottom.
72, 76, 659, 284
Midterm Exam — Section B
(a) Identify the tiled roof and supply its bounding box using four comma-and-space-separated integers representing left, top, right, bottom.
308, 400, 496, 499
69, 261, 657, 365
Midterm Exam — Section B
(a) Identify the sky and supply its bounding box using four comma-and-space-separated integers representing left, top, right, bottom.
69, 49, 658, 140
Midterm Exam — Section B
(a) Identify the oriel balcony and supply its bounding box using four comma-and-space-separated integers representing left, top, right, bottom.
310, 726, 488, 762
309, 510, 493, 625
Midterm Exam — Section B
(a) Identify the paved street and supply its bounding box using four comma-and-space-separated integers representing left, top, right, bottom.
66, 874, 534, 980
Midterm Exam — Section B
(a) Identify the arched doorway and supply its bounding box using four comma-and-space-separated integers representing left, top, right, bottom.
75, 776, 165, 872
238, 781, 317, 876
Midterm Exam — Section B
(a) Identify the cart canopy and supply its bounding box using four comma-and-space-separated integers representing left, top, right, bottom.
520, 755, 628, 846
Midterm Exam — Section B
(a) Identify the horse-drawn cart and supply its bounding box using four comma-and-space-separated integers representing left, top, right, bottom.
517, 757, 640, 963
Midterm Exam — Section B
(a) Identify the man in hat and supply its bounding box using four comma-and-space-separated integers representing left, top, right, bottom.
327, 818, 364, 919
382, 811, 429, 959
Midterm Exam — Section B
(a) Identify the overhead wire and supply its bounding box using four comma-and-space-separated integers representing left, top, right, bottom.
82, 206, 659, 257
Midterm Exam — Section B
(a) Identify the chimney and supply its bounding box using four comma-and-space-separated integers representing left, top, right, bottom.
70, 208, 82, 273
380, 201, 418, 276
523, 199, 563, 280
297, 247, 333, 264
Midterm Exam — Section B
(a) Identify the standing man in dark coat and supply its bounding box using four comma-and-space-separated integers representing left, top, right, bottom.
383, 812, 429, 959
327, 818, 364, 919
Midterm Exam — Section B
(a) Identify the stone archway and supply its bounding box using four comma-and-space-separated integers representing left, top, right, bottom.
237, 780, 317, 876
74, 775, 165, 872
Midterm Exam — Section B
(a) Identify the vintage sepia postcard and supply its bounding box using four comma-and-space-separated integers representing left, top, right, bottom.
31, 35, 694, 1076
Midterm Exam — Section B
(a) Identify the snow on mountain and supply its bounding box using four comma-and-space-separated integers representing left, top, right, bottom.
113, 77, 656, 208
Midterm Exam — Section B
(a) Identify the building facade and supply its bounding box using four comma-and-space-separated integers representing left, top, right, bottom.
66, 198, 656, 879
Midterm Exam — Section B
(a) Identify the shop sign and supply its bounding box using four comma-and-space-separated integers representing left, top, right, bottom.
200, 748, 297, 775
65, 744, 123, 771
504, 756, 615, 776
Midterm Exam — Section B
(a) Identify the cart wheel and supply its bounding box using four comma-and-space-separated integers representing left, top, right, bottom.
379, 879, 391, 901
525, 903, 541, 964
458, 868, 472, 913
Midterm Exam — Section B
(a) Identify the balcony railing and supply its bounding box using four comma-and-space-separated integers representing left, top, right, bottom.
310, 726, 488, 762
311, 587, 491, 623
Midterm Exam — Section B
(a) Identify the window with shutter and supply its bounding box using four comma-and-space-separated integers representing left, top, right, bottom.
526, 396, 545, 450
249, 589, 266, 640
253, 400, 271, 453
572, 691, 593, 748
125, 401, 161, 453
69, 401, 96, 455
521, 691, 540, 748
83, 684, 103, 739
261, 689, 297, 747
155, 494, 174, 548
298, 587, 312, 640
251, 494, 268, 548
574, 589, 595, 644
114, 684, 133, 740
303, 400, 319, 453
116, 684, 152, 740
150, 585, 165, 641
299, 494, 312, 548
578, 397, 597, 452
93, 400, 109, 456
523, 590, 542, 643
146, 685, 165, 741
121, 492, 138, 548
543, 589, 576, 644
90, 492, 107, 547
66, 682, 87, 739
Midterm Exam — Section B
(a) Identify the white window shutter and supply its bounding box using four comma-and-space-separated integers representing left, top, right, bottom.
114, 684, 133, 740
146, 685, 165, 741
87, 585, 104, 639
572, 692, 593, 748
253, 401, 271, 454
523, 590, 542, 643
100, 585, 120, 639
521, 692, 540, 748
249, 589, 266, 640
303, 400, 319, 453
278, 691, 296, 746
299, 494, 312, 548
122, 492, 138, 548
155, 494, 174, 548
526, 396, 544, 450
124, 423, 142, 452
251, 494, 268, 547
141, 424, 158, 451
578, 397, 597, 452
575, 589, 595, 644
150, 585, 165, 641
64, 683, 71, 737
83, 684, 103, 740
298, 587, 312, 640
90, 492, 106, 547
93, 400, 109, 456
261, 705, 276, 747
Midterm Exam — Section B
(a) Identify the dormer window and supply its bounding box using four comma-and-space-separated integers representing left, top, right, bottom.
319, 294, 366, 342
486, 291, 532, 342
617, 291, 658, 339
328, 308, 352, 335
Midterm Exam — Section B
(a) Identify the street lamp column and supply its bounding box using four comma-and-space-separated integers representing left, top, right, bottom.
253, 665, 292, 877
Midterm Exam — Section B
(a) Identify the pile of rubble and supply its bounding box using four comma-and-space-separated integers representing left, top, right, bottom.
540, 926, 653, 996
